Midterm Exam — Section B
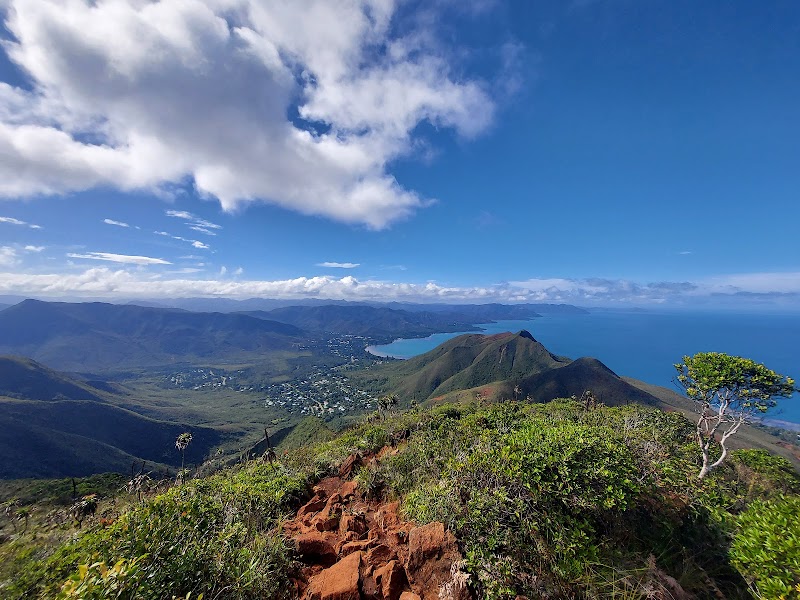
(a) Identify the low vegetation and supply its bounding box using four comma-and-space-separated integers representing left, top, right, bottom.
2, 398, 798, 599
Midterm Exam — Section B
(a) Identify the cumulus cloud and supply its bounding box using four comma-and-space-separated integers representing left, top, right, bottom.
0, 0, 494, 229
0, 215, 41, 228
317, 261, 360, 269
23, 245, 44, 252
103, 218, 130, 228
65, 252, 171, 265
192, 240, 210, 249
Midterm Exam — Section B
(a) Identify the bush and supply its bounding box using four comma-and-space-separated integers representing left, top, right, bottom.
6, 463, 305, 600
392, 405, 640, 598
730, 495, 800, 599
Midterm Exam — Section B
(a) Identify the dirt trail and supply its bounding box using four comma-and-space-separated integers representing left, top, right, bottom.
283, 448, 471, 600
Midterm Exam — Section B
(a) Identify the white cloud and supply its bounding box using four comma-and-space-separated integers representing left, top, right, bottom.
0, 268, 797, 306
23, 245, 44, 252
0, 215, 41, 228
169, 267, 204, 274
0, 0, 493, 229
65, 252, 171, 265
219, 266, 227, 276
189, 225, 216, 235
0, 246, 18, 266
317, 261, 360, 269
166, 210, 222, 231
103, 218, 130, 228
165, 210, 195, 220
155, 230, 211, 250
234, 267, 244, 276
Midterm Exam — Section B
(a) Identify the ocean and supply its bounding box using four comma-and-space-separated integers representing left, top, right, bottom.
367, 310, 800, 426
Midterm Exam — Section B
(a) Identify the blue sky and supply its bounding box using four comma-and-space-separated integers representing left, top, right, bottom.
0, 0, 798, 306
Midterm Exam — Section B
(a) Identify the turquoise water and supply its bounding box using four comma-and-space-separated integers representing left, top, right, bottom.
367, 311, 800, 425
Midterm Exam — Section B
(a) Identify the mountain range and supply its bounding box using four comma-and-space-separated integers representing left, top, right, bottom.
0, 356, 221, 478
241, 304, 481, 338
0, 300, 303, 371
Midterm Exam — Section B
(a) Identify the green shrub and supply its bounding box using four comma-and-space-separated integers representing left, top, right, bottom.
6, 464, 305, 600
730, 495, 800, 599
396, 409, 640, 598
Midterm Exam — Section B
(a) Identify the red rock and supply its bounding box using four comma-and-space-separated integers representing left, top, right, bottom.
377, 501, 402, 529
339, 530, 362, 543
314, 514, 340, 532
405, 522, 464, 600
314, 477, 344, 498
339, 539, 372, 556
339, 453, 362, 477
407, 522, 446, 569
340, 480, 359, 499
296, 532, 338, 565
365, 544, 397, 568
340, 513, 368, 536
400, 593, 421, 600
361, 574, 381, 600
298, 495, 327, 517
374, 559, 406, 600
305, 551, 363, 600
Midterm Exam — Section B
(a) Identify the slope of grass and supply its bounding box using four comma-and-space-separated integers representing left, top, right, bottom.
0, 398, 223, 478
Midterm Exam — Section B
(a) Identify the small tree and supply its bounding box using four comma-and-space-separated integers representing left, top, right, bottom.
675, 352, 795, 479
378, 394, 398, 419
175, 432, 193, 484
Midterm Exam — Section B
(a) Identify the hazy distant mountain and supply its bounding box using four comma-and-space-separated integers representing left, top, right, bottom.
361, 330, 658, 407
381, 302, 588, 316
0, 356, 221, 478
0, 300, 303, 371
245, 304, 479, 338
115, 298, 589, 317
0, 303, 10, 312
151, 297, 357, 313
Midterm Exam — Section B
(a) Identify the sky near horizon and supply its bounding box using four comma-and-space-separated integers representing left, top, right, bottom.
0, 0, 798, 307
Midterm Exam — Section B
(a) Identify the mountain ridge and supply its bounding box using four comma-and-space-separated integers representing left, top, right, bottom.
0, 300, 303, 371
358, 330, 660, 407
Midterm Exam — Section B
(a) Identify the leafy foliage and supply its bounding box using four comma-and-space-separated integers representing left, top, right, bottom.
675, 352, 795, 479
730, 496, 800, 599
4, 463, 305, 599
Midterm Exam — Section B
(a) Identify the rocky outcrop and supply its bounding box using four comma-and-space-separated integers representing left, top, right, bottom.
284, 449, 471, 600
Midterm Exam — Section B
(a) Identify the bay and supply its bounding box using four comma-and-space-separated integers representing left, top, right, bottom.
367, 310, 800, 425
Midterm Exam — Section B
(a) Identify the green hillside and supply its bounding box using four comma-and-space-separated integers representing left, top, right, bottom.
2, 400, 798, 600
355, 330, 662, 409
0, 356, 225, 478
0, 398, 223, 478
0, 356, 107, 402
